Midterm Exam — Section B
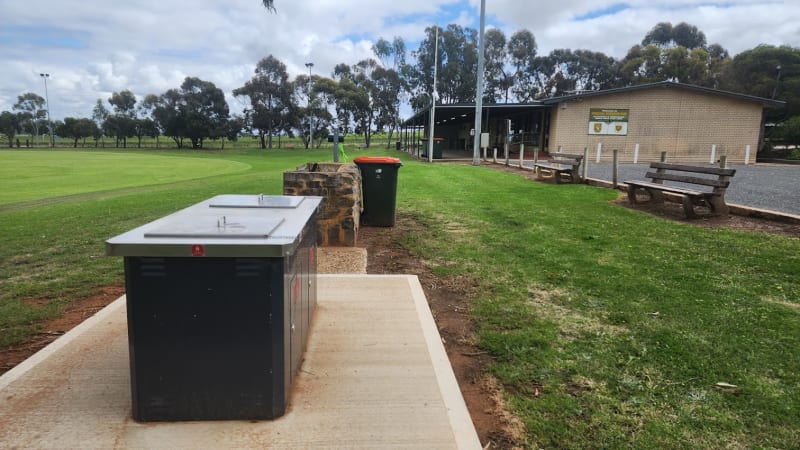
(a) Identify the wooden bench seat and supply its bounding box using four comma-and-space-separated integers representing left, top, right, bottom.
533, 152, 584, 184
625, 162, 736, 218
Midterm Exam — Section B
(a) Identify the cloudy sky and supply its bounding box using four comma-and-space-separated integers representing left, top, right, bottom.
2, 0, 798, 121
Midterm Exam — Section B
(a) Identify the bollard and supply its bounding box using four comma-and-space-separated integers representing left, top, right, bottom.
634, 143, 640, 164
660, 151, 667, 162
493, 147, 497, 163
596, 143, 602, 163
533, 148, 539, 165
710, 144, 716, 164
745, 145, 751, 165
519, 144, 525, 169
612, 149, 619, 188
719, 155, 728, 169
582, 147, 589, 179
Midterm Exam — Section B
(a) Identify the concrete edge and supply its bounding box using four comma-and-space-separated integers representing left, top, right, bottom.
406, 275, 483, 450
0, 295, 127, 391
317, 274, 482, 449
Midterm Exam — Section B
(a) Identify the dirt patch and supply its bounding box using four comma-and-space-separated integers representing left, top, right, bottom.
1, 286, 125, 374
358, 219, 525, 448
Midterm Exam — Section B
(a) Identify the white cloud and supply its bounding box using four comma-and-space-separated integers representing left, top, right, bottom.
1, 0, 798, 120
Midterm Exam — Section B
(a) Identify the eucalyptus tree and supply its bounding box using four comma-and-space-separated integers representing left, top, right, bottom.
149, 77, 229, 149
350, 59, 380, 147
371, 66, 403, 147
107, 90, 138, 148
233, 55, 295, 149
290, 73, 326, 149
91, 99, 109, 146
0, 111, 23, 147
721, 44, 800, 120
56, 117, 98, 147
410, 24, 479, 106
13, 93, 47, 142
372, 36, 409, 146
181, 77, 230, 148
483, 28, 511, 103
642, 22, 707, 50
619, 22, 728, 87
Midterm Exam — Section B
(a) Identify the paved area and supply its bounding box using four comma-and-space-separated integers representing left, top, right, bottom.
0, 275, 480, 449
524, 161, 800, 216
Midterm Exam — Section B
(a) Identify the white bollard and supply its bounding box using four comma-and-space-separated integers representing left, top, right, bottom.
633, 143, 640, 164
596, 143, 602, 163
493, 147, 497, 163
745, 145, 751, 165
519, 144, 525, 169
710, 144, 716, 164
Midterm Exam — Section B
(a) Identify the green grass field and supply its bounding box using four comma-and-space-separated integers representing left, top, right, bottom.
1, 148, 798, 448
0, 150, 251, 205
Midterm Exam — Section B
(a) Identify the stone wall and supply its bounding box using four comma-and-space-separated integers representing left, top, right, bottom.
283, 163, 361, 247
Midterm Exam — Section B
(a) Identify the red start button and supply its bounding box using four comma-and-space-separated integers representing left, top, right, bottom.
191, 244, 205, 257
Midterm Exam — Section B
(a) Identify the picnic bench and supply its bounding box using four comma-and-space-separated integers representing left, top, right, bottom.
625, 162, 736, 218
533, 152, 584, 184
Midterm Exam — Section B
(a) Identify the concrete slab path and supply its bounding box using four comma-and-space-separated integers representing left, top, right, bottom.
0, 275, 481, 449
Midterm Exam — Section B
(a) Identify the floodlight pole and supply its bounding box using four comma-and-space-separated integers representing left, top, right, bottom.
305, 62, 314, 149
427, 26, 439, 163
40, 73, 53, 148
472, 0, 486, 166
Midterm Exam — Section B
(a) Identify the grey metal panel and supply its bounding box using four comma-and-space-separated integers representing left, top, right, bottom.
106, 195, 322, 258
209, 195, 304, 209
144, 216, 284, 239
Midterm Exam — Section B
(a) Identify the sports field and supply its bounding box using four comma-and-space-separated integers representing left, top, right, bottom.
1, 148, 798, 449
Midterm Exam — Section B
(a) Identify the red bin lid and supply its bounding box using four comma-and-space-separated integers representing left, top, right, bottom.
353, 156, 402, 164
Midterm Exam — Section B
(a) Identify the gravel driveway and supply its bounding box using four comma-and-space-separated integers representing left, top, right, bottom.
524, 161, 800, 216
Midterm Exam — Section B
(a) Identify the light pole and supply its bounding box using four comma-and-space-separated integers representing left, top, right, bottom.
472, 0, 486, 165
427, 26, 439, 163
39, 73, 54, 147
772, 64, 782, 99
305, 62, 314, 149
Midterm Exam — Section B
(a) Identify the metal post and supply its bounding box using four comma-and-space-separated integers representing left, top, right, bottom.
582, 147, 589, 179
428, 26, 439, 163
710, 144, 716, 164
745, 145, 751, 165
519, 144, 524, 169
504, 119, 511, 166
40, 73, 53, 148
333, 123, 339, 162
634, 143, 640, 164
305, 62, 314, 149
660, 151, 667, 162
472, 0, 486, 166
719, 155, 728, 169
612, 149, 619, 188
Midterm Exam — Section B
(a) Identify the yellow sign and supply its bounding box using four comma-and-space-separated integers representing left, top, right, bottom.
588, 108, 629, 135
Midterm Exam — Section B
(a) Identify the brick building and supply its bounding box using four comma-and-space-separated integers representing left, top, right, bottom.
400, 81, 784, 164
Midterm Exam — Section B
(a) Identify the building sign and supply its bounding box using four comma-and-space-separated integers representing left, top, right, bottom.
588, 108, 629, 135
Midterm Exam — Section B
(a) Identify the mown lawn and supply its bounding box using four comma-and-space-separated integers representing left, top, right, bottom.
1, 149, 798, 448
